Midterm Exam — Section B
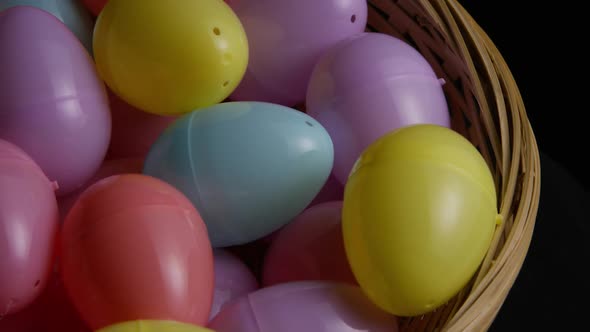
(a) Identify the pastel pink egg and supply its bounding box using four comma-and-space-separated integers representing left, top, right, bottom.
262, 201, 356, 286
0, 271, 90, 332
0, 139, 59, 315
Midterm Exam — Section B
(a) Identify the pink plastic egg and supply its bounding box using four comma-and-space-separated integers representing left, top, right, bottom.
57, 158, 143, 221
262, 201, 356, 286
0, 140, 59, 316
0, 271, 90, 332
210, 250, 258, 321
227, 0, 368, 106
260, 172, 345, 243
306, 32, 451, 184
106, 90, 176, 160
61, 174, 214, 330
208, 281, 398, 332
0, 6, 111, 195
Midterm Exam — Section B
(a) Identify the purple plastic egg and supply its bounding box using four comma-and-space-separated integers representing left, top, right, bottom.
0, 6, 111, 195
262, 201, 356, 286
306, 32, 451, 184
208, 281, 398, 332
0, 139, 59, 316
227, 0, 367, 106
210, 250, 259, 321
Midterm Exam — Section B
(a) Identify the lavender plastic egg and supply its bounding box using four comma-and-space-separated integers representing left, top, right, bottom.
0, 7, 111, 195
227, 0, 367, 106
0, 0, 94, 53
306, 32, 451, 184
208, 281, 398, 332
210, 250, 258, 321
0, 140, 59, 315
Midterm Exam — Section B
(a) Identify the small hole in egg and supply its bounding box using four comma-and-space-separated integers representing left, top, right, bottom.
351, 15, 357, 23
305, 121, 314, 127
34, 280, 40, 287
213, 27, 221, 35
223, 81, 230, 87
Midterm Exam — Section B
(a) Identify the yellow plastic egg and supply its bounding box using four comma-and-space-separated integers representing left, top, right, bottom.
342, 124, 500, 317
93, 0, 248, 116
96, 320, 214, 332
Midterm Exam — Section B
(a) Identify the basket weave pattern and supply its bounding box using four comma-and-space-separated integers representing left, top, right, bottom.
366, 1, 541, 331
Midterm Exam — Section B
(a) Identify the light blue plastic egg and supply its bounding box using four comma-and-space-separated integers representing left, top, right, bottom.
0, 0, 93, 53
143, 102, 334, 248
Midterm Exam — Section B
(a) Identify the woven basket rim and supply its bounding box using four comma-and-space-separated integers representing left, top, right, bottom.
366, 1, 541, 331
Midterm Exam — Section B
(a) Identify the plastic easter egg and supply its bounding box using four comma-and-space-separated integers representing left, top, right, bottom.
58, 158, 143, 220
93, 0, 248, 116
211, 250, 258, 320
208, 281, 398, 332
0, 139, 58, 315
0, 271, 91, 332
61, 174, 214, 330
143, 101, 334, 247
81, 0, 107, 16
306, 32, 450, 184
228, 0, 367, 106
0, 6, 111, 195
0, 0, 94, 52
342, 124, 500, 316
106, 90, 176, 160
263, 201, 356, 286
97, 320, 213, 332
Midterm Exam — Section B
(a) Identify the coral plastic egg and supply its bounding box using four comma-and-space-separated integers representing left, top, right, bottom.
0, 0, 94, 52
143, 102, 334, 247
263, 201, 356, 286
227, 0, 367, 106
342, 124, 500, 316
208, 281, 398, 332
57, 158, 143, 220
93, 0, 248, 116
61, 174, 214, 330
307, 32, 450, 184
0, 140, 59, 315
0, 6, 111, 195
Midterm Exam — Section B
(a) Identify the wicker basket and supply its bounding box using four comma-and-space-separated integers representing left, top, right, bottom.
365, 0, 541, 331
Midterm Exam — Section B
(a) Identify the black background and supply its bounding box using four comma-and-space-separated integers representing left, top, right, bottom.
461, 1, 586, 190
459, 2, 589, 331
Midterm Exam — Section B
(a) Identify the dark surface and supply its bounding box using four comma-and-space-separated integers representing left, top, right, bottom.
460, 1, 586, 190
489, 153, 589, 331
459, 2, 589, 331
